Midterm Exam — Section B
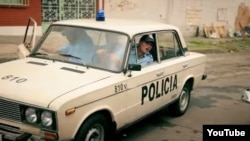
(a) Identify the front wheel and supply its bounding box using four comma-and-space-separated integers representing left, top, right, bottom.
75, 113, 112, 141
169, 84, 191, 116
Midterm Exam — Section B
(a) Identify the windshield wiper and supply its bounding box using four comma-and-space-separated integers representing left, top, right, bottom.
60, 54, 81, 60
60, 54, 90, 69
29, 52, 57, 62
30, 52, 48, 56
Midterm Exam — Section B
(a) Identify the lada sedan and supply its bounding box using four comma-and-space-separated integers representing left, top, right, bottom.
0, 18, 207, 141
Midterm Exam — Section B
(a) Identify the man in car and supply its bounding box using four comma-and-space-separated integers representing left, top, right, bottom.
42, 28, 95, 64
128, 34, 154, 66
59, 28, 95, 64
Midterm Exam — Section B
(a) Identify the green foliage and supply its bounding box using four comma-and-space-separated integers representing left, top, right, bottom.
187, 38, 250, 53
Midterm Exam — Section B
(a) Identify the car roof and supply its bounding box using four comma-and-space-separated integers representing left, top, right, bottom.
53, 18, 180, 37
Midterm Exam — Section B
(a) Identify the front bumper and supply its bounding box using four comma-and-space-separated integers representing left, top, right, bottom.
0, 123, 48, 141
0, 123, 31, 141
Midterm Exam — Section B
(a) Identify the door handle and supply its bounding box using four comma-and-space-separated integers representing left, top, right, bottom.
156, 71, 164, 77
183, 63, 188, 69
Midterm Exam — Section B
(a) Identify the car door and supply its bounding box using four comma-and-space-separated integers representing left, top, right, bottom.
156, 31, 187, 104
17, 17, 38, 58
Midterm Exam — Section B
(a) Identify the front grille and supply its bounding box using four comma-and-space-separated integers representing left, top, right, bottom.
0, 98, 21, 121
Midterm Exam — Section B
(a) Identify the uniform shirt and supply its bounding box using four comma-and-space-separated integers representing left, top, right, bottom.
128, 47, 153, 66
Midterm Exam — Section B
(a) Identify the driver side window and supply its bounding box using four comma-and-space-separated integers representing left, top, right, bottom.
128, 34, 156, 67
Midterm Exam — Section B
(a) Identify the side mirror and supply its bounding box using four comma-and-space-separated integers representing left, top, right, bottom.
126, 64, 141, 77
128, 64, 141, 71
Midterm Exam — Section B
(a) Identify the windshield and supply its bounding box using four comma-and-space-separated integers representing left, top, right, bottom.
33, 25, 128, 72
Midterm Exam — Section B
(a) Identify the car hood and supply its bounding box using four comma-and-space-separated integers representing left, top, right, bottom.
0, 58, 112, 107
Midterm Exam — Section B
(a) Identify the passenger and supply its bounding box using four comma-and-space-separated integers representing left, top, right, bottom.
95, 32, 126, 70
128, 35, 154, 66
43, 28, 94, 64
59, 28, 95, 64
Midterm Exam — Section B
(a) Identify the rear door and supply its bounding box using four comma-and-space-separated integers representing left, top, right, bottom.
156, 31, 187, 104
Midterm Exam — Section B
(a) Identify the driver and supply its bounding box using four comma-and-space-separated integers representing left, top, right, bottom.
128, 35, 154, 66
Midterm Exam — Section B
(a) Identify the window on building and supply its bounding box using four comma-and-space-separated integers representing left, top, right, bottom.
0, 0, 29, 6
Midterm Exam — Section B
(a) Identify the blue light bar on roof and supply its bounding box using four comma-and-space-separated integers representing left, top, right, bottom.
96, 9, 105, 21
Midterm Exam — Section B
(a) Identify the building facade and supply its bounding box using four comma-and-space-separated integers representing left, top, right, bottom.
0, 0, 250, 36
0, 0, 97, 35
0, 0, 42, 35
104, 0, 250, 37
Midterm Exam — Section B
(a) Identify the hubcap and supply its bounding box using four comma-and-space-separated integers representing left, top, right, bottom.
85, 124, 104, 141
179, 90, 188, 111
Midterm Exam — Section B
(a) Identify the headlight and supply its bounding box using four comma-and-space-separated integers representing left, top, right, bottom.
21, 105, 57, 131
25, 108, 37, 123
41, 111, 53, 127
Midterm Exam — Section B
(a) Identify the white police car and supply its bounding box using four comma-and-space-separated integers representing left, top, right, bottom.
0, 18, 207, 141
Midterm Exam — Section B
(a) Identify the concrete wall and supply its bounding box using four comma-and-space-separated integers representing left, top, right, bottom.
105, 0, 250, 37
1, 0, 250, 36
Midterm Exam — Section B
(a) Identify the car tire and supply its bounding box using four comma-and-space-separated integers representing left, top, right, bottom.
169, 84, 191, 116
75, 113, 112, 141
